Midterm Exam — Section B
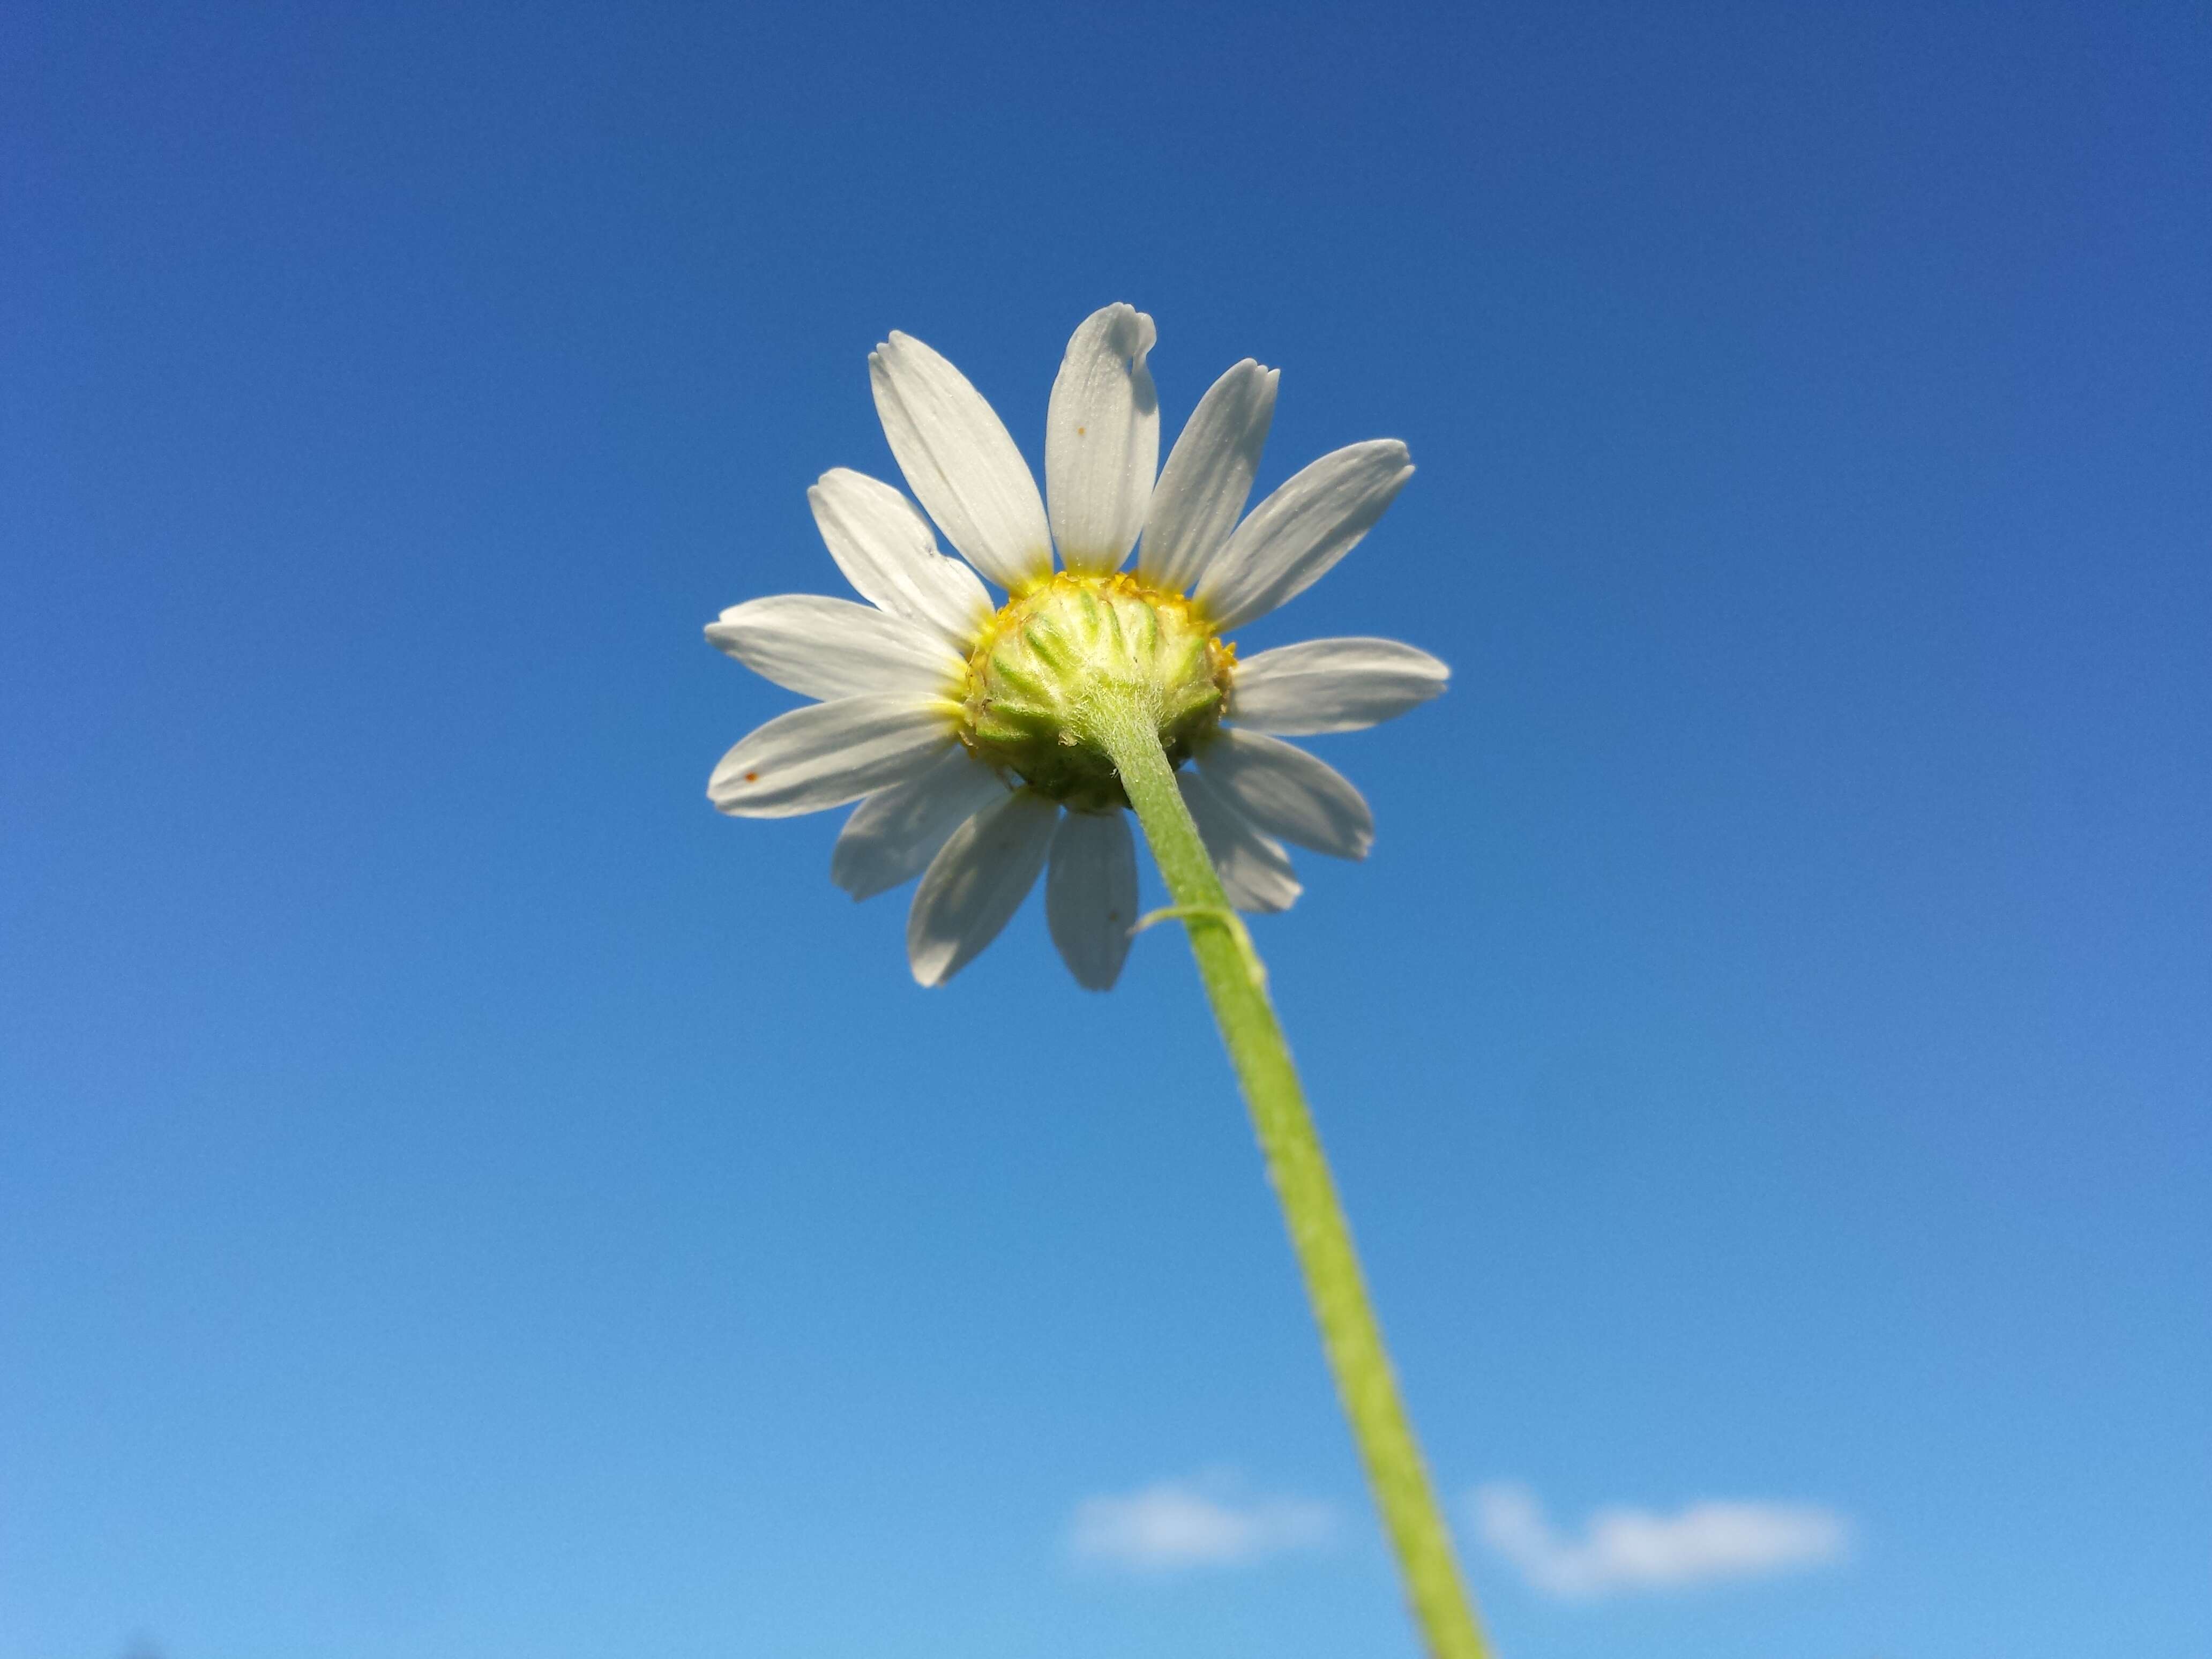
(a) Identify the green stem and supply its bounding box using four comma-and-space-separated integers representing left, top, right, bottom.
1087, 693, 1492, 1659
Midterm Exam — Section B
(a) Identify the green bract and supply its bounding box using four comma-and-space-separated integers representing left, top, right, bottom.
959, 572, 1232, 811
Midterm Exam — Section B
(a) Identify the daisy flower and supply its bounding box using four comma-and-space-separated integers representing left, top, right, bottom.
705, 303, 1448, 990
697, 305, 1494, 1659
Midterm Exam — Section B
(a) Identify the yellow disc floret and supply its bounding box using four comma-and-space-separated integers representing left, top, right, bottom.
959, 572, 1234, 811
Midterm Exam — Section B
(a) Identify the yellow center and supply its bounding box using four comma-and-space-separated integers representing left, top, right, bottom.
958, 571, 1234, 810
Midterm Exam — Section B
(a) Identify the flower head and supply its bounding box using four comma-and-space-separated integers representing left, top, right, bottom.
707, 305, 1447, 989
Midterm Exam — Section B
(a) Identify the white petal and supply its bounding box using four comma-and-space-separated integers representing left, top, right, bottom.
708, 693, 957, 819
1194, 728, 1374, 858
1045, 303, 1159, 576
1193, 440, 1414, 631
869, 331, 1052, 593
831, 748, 1010, 900
1178, 770, 1302, 913
906, 790, 1058, 987
1044, 808, 1139, 990
706, 594, 965, 701
1139, 358, 1278, 594
808, 468, 992, 649
1229, 637, 1449, 735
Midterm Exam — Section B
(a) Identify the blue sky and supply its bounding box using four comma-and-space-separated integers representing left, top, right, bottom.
4, 2, 2207, 1655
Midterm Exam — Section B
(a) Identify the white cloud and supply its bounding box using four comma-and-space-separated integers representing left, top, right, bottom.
1471, 1482, 1851, 1597
1068, 1475, 1336, 1572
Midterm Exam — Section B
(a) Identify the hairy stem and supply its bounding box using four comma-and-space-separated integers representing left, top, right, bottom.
1086, 692, 1492, 1659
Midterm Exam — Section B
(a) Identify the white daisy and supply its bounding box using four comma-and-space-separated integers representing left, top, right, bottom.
707, 304, 1448, 990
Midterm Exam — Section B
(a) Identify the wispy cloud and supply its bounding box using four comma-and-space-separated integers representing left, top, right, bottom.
1471, 1482, 1851, 1597
1069, 1475, 1336, 1571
